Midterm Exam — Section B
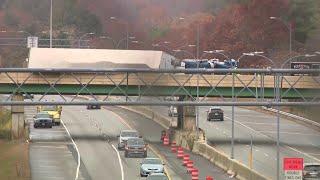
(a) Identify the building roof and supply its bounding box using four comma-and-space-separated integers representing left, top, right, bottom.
28, 48, 169, 69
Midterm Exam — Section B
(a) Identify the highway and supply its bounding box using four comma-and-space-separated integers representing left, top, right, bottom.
151, 105, 320, 179
26, 96, 232, 180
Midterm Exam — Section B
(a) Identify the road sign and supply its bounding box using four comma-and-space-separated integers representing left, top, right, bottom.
27, 36, 38, 48
284, 158, 303, 180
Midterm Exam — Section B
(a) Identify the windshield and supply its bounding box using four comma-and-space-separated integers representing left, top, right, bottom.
304, 165, 320, 171
35, 113, 50, 119
127, 138, 144, 146
42, 106, 57, 111
143, 158, 162, 165
121, 131, 139, 137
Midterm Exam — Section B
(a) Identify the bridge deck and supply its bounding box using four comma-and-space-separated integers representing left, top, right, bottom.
0, 72, 319, 98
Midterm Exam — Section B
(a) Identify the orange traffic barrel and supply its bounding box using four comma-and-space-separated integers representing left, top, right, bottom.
182, 154, 190, 166
177, 147, 184, 159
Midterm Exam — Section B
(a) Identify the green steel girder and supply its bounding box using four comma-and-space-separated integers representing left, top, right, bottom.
0, 84, 318, 99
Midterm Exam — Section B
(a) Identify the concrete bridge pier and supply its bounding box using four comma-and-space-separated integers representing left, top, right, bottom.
11, 94, 25, 139
177, 96, 196, 130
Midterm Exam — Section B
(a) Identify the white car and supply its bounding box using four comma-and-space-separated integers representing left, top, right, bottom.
117, 130, 140, 150
168, 106, 178, 117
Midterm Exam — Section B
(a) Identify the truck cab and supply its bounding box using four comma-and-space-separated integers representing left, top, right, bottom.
37, 105, 62, 125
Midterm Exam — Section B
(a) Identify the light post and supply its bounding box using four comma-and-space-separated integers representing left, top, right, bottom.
99, 36, 117, 48
116, 36, 135, 49
109, 17, 129, 49
152, 41, 171, 52
281, 54, 317, 68
78, 32, 94, 48
270, 17, 292, 55
50, 0, 53, 48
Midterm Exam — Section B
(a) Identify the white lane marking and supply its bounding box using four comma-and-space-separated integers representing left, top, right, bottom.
225, 115, 320, 163
111, 144, 124, 180
257, 131, 320, 137
61, 120, 81, 180
264, 153, 269, 157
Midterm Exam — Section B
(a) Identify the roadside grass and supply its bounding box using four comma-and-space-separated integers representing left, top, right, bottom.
0, 108, 30, 180
0, 140, 31, 180
0, 107, 11, 139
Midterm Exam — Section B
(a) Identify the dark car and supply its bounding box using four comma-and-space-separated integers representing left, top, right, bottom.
124, 138, 147, 158
303, 163, 320, 179
207, 107, 224, 121
87, 104, 101, 110
33, 112, 53, 128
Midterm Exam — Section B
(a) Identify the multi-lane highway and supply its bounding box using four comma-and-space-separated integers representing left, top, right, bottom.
26, 96, 232, 180
151, 105, 320, 179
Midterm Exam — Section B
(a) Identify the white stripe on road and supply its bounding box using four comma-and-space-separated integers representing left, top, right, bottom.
225, 115, 320, 163
61, 120, 81, 180
111, 144, 125, 180
257, 131, 320, 137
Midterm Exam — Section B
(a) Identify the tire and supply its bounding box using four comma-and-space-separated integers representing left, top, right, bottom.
124, 151, 129, 158
143, 152, 147, 158
56, 122, 61, 126
34, 125, 37, 128
49, 125, 53, 128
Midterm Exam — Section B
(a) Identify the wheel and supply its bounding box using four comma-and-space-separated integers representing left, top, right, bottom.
49, 125, 53, 128
143, 152, 147, 158
34, 125, 37, 128
56, 122, 61, 126
124, 151, 128, 158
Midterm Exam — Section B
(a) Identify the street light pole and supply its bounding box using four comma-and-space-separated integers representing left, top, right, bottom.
78, 32, 94, 48
50, 0, 53, 48
270, 17, 292, 55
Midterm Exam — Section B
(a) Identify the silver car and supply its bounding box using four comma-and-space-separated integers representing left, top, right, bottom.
140, 158, 164, 177
117, 130, 139, 150
147, 173, 168, 180
303, 163, 320, 179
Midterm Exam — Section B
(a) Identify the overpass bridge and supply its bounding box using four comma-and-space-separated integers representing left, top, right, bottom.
0, 68, 319, 103
1, 68, 319, 139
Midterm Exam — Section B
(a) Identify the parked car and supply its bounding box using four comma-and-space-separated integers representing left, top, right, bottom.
86, 104, 101, 109
117, 130, 140, 150
140, 158, 165, 177
125, 138, 147, 158
146, 172, 168, 180
207, 106, 224, 121
168, 106, 178, 117
33, 112, 53, 128
303, 163, 320, 179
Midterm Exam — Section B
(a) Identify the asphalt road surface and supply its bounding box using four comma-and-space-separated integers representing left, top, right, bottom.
152, 105, 320, 179
25, 106, 88, 180
60, 105, 232, 180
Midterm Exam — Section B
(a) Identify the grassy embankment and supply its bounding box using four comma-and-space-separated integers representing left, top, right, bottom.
0, 107, 30, 180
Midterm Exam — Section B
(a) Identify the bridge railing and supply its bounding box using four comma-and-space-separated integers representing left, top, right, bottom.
0, 68, 319, 106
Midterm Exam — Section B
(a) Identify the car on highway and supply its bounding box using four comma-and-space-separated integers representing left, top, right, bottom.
207, 106, 224, 121
146, 172, 168, 180
33, 112, 53, 128
124, 137, 147, 158
303, 163, 320, 179
140, 158, 165, 177
23, 93, 34, 99
168, 106, 178, 117
86, 104, 101, 110
118, 130, 140, 150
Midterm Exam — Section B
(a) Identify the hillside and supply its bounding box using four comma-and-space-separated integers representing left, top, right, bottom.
0, 0, 319, 67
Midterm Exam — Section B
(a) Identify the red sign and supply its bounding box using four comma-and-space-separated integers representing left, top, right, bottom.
284, 158, 303, 170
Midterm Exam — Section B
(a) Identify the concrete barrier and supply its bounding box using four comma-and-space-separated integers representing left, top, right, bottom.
192, 141, 269, 180
118, 106, 171, 129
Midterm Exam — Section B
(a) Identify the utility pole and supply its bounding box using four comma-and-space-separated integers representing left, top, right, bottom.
50, 0, 53, 48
